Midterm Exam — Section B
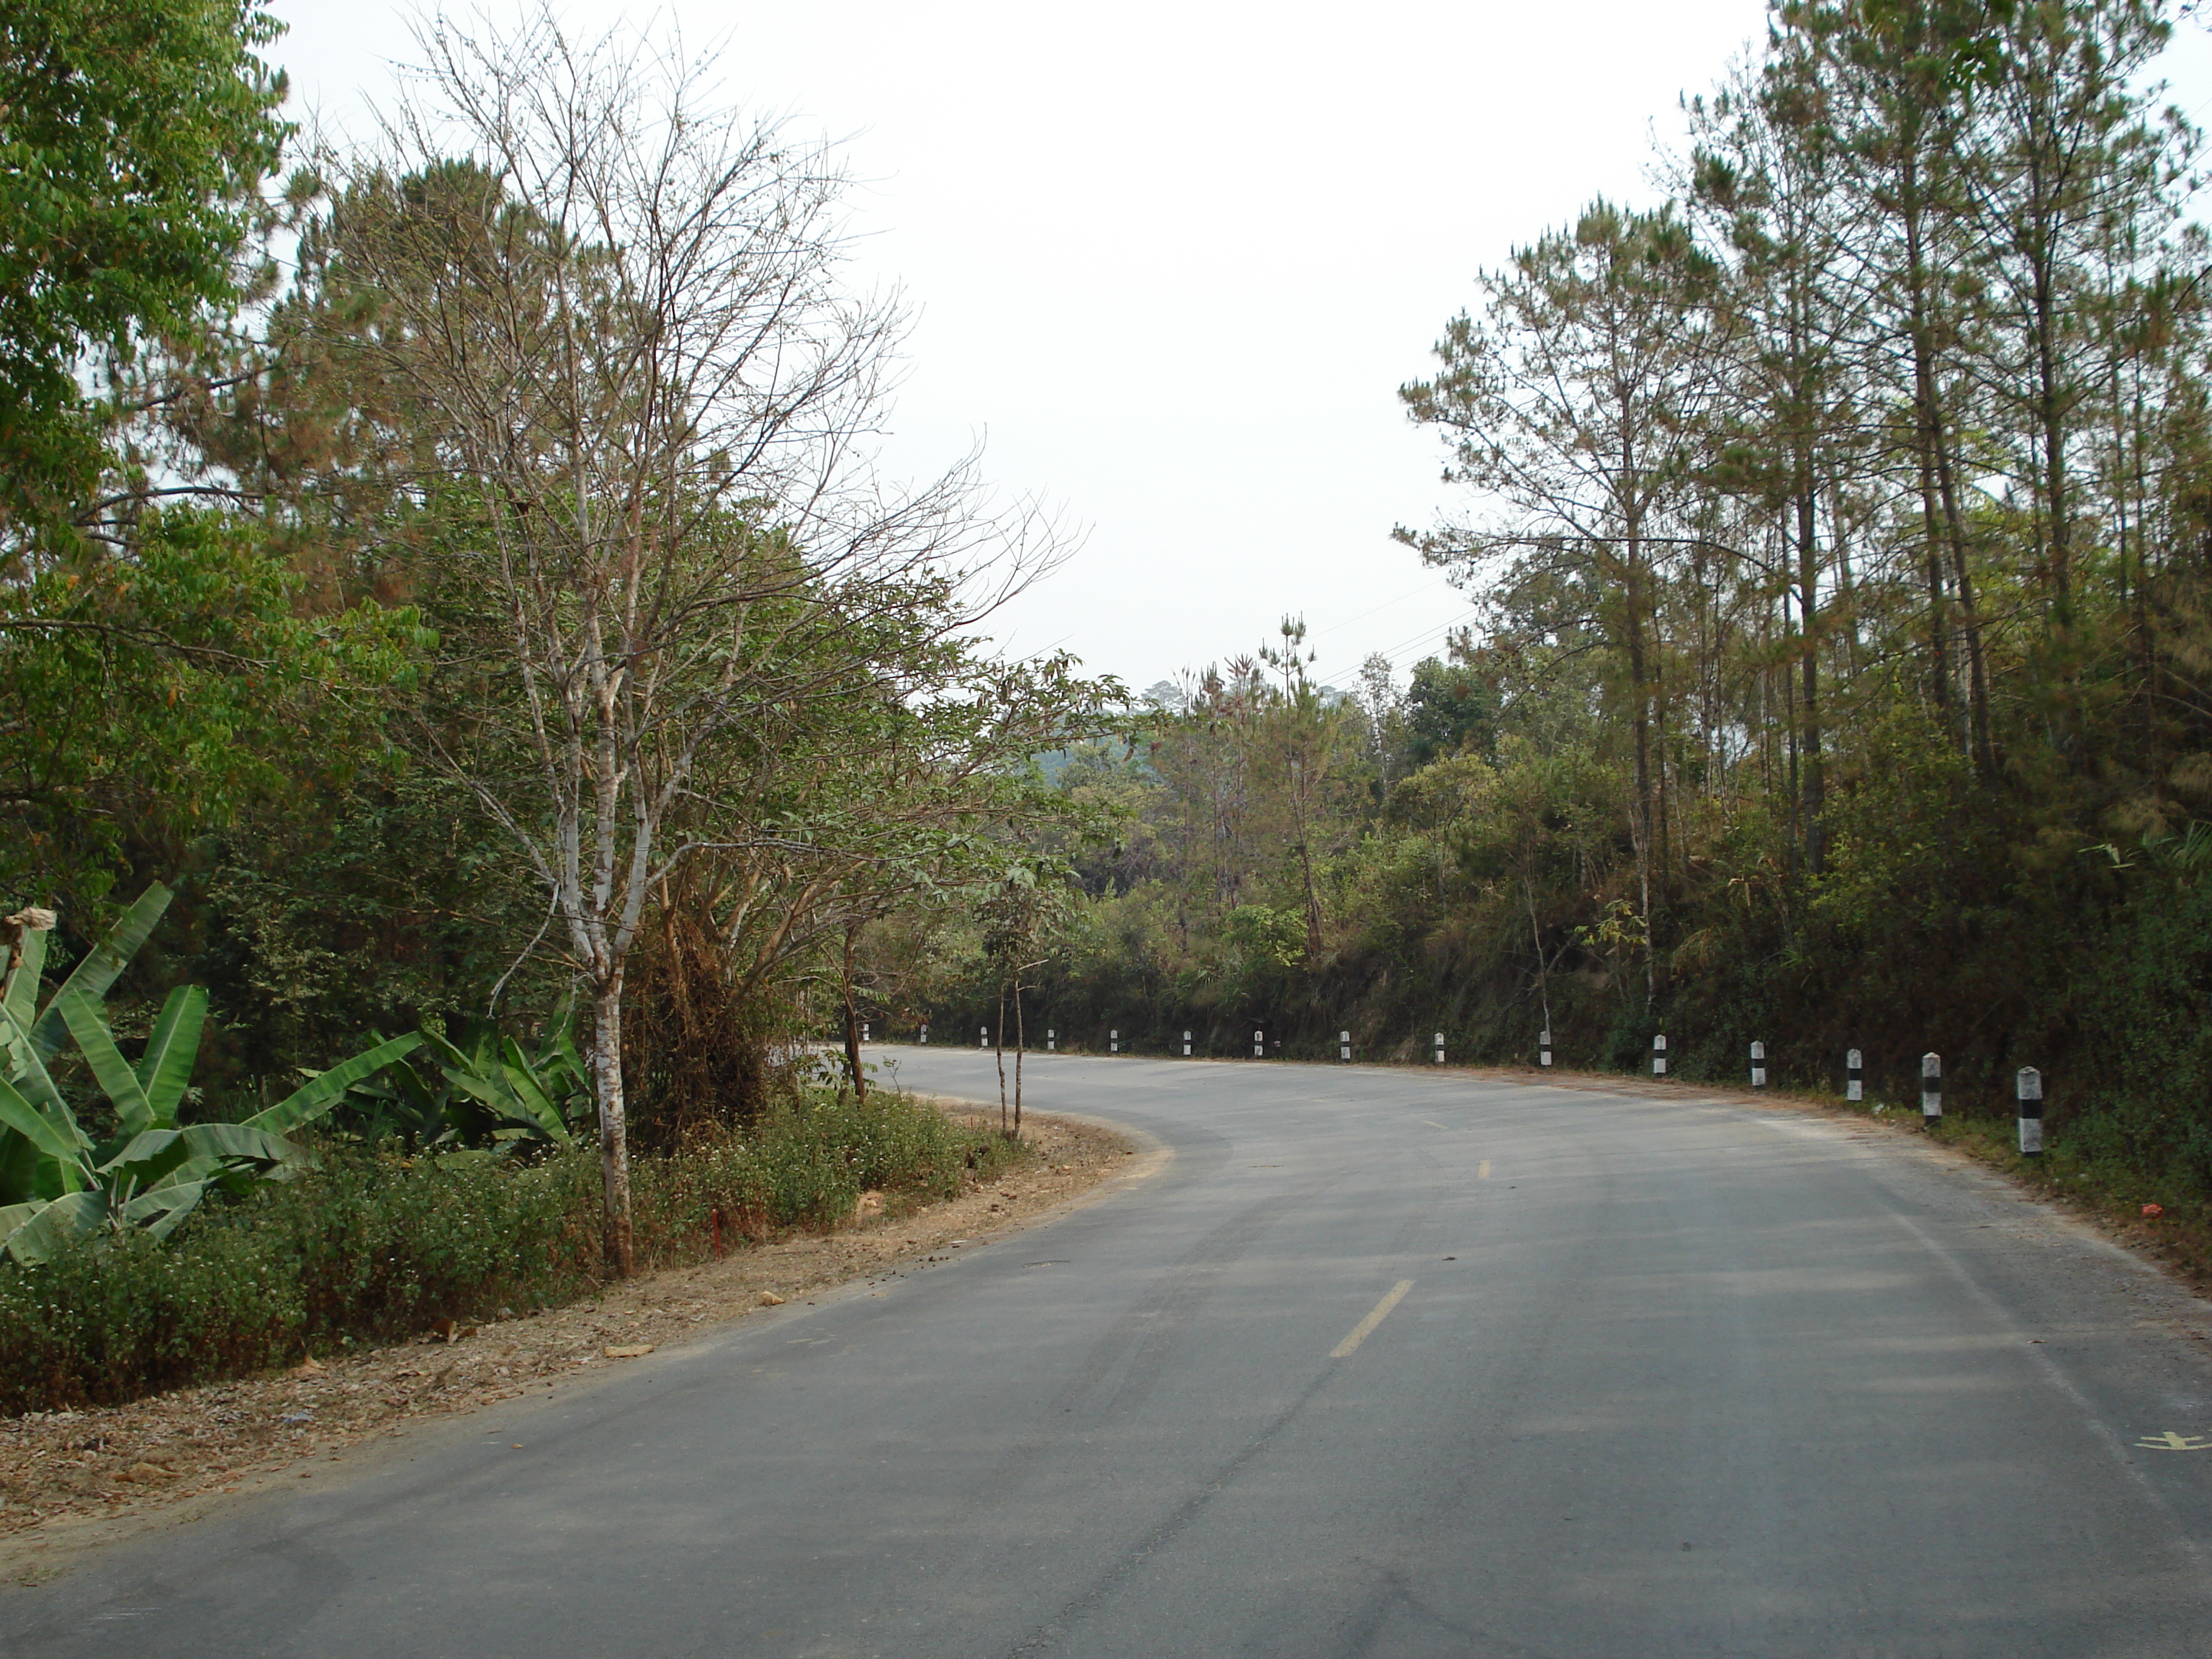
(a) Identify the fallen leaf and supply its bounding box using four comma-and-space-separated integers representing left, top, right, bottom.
2144, 1203, 2167, 1218
118, 1463, 176, 1483
295, 1355, 324, 1375
603, 1344, 655, 1359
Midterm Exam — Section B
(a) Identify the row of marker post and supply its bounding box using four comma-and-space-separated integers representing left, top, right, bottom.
896, 1020, 2041, 1146
911, 1025, 1457, 1064
896, 1020, 2049, 1153
1644, 1033, 2046, 1158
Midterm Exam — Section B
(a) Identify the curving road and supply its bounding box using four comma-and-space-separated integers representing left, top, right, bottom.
7, 1050, 2212, 1658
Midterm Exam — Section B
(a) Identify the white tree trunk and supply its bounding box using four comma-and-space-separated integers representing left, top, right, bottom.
590, 969, 634, 1276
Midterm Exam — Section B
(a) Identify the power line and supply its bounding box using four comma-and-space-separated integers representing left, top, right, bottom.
1304, 575, 1462, 643
1372, 609, 1480, 666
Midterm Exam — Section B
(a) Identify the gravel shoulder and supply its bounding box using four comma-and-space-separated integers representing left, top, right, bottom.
0, 1105, 1144, 1581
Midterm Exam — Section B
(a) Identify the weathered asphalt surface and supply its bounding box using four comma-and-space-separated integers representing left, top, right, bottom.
7, 1049, 2212, 1658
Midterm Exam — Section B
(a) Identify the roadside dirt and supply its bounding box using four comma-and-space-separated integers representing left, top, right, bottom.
0, 1105, 1138, 1579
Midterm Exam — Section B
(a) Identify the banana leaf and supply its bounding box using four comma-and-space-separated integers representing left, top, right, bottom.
500, 1036, 557, 1115
411, 1025, 475, 1075
27, 884, 171, 1064
495, 1038, 572, 1143
552, 1026, 592, 1125
0, 1005, 81, 1141
94, 1123, 297, 1182
175, 1121, 305, 1169
95, 1128, 195, 1186
418, 1030, 574, 1146
121, 1181, 214, 1240
3, 1190, 109, 1264
135, 985, 207, 1123
410, 1028, 539, 1138
0, 1200, 39, 1254
243, 1032, 423, 1136
343, 1061, 467, 1151
0, 1007, 87, 1201
439, 1067, 564, 1140
58, 994, 154, 1134
0, 1072, 88, 1164
0, 927, 46, 1076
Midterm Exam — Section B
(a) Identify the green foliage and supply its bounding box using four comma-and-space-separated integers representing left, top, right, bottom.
0, 12, 1113, 1251
0, 884, 421, 1262
341, 1017, 588, 1152
0, 0, 289, 541
628, 1086, 1022, 1256
0, 1145, 596, 1413
0, 1086, 1012, 1413
2064, 867, 2212, 1190
0, 509, 426, 911
1401, 656, 1499, 768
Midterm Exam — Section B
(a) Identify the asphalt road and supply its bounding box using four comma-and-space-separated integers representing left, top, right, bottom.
8, 1051, 2212, 1658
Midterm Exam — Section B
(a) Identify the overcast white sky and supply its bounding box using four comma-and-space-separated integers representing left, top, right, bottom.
266, 1, 2212, 695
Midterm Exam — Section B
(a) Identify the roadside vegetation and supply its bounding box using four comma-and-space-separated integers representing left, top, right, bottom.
0, 0, 1097, 1413
890, 0, 2212, 1256
0, 1086, 1023, 1416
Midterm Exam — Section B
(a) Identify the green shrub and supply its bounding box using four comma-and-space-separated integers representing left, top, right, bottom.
625, 1087, 1020, 1266
0, 1146, 595, 1415
0, 1087, 1012, 1416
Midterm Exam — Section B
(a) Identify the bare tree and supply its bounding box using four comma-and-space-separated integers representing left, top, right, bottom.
325, 9, 1056, 1271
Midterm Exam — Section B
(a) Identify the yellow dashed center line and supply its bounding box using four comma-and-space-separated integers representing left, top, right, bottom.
1331, 1280, 1416, 1359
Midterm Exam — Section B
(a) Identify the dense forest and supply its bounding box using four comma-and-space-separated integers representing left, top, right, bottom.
903, 0, 2212, 1197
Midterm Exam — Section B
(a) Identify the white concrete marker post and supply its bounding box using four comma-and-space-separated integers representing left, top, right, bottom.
920, 1025, 928, 1046
1653, 1034, 1668, 1077
1340, 1030, 1352, 1061
1434, 1032, 1446, 1065
860, 1021, 869, 1043
979, 1026, 989, 1051
1539, 1029, 1552, 1069
1110, 1028, 1118, 1054
1182, 1030, 1192, 1057
1046, 1028, 1055, 1053
1750, 1040, 1766, 1089
2018, 1066, 2044, 1156
1846, 1047, 1862, 1102
1253, 1028, 1264, 1058
1921, 1052, 1942, 1127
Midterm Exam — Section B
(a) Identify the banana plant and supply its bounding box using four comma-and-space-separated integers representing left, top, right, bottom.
343, 1016, 586, 1152
0, 885, 422, 1264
